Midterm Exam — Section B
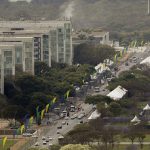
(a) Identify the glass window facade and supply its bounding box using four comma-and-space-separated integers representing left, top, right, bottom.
43, 34, 50, 65
24, 41, 34, 74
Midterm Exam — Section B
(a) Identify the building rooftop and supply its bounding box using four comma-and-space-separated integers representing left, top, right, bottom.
0, 20, 71, 29
89, 31, 109, 38
0, 41, 23, 45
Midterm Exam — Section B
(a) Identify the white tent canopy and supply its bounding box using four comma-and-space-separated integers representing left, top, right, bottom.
107, 85, 128, 100
103, 59, 114, 66
140, 56, 150, 66
95, 63, 110, 74
143, 104, 150, 111
88, 110, 101, 120
131, 115, 141, 123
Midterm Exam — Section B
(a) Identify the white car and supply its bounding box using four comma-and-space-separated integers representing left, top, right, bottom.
57, 130, 60, 134
71, 114, 77, 119
34, 142, 39, 146
22, 133, 32, 137
62, 121, 66, 125
64, 116, 69, 120
49, 143, 53, 146
48, 137, 53, 141
32, 134, 38, 138
43, 141, 47, 145
78, 113, 85, 119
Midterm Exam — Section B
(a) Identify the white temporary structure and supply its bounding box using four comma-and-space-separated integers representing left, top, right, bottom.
107, 85, 128, 100
103, 59, 114, 67
88, 110, 101, 120
131, 115, 141, 123
95, 63, 110, 74
143, 104, 150, 111
140, 56, 150, 66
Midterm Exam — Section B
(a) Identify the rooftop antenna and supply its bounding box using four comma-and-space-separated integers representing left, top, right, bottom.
148, 0, 150, 15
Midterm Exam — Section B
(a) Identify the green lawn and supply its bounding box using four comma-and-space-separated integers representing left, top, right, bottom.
118, 134, 150, 142
0, 140, 16, 150
113, 145, 150, 150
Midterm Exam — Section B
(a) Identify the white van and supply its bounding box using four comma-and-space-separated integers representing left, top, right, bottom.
94, 87, 100, 92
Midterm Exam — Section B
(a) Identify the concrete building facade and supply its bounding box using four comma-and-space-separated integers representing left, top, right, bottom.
0, 20, 73, 66
0, 20, 73, 94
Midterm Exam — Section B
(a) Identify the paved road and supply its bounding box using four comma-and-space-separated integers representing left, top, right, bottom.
31, 49, 150, 149
32, 103, 93, 148
91, 141, 150, 145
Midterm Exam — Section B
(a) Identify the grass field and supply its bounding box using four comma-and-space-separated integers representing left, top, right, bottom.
0, 140, 16, 150
113, 145, 150, 150
118, 134, 150, 143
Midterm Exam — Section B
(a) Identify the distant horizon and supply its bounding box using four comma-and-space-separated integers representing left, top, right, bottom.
9, 0, 32, 3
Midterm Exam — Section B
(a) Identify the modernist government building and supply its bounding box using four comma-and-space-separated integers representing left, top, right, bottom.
0, 20, 73, 94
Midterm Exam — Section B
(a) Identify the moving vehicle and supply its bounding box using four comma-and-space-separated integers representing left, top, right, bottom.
107, 78, 112, 82
57, 125, 62, 129
42, 136, 46, 140
43, 141, 47, 145
62, 110, 67, 117
94, 87, 100, 92
48, 137, 53, 141
34, 142, 39, 146
78, 113, 85, 119
22, 133, 32, 137
62, 121, 66, 125
57, 130, 60, 134
125, 62, 129, 66
80, 120, 83, 124
64, 116, 69, 120
71, 114, 77, 119
46, 138, 50, 142
70, 105, 75, 112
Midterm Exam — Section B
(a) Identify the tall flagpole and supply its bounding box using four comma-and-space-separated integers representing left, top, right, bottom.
148, 0, 150, 15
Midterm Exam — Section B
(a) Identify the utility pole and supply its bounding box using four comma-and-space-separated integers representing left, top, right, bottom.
148, 0, 150, 15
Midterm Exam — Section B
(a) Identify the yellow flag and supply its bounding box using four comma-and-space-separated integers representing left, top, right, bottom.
45, 104, 50, 113
52, 97, 57, 104
20, 125, 25, 134
114, 54, 118, 62
141, 41, 144, 46
29, 116, 34, 125
134, 40, 137, 47
2, 136, 7, 148
66, 90, 70, 99
103, 63, 106, 69
120, 50, 123, 57
41, 109, 45, 120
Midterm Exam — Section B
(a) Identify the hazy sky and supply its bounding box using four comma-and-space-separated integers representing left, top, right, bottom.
9, 0, 32, 2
